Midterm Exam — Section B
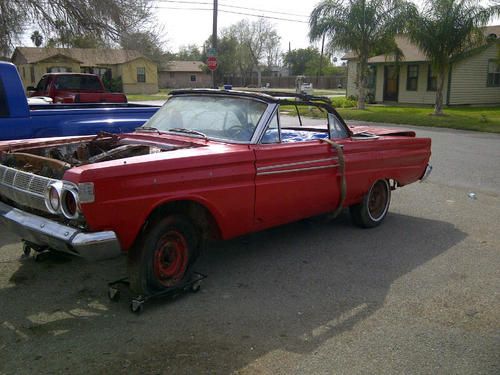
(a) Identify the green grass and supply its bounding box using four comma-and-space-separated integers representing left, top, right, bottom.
127, 89, 170, 102
336, 106, 500, 133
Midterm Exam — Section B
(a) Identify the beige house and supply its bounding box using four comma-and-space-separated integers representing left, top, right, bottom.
159, 60, 211, 89
11, 47, 158, 94
343, 25, 500, 105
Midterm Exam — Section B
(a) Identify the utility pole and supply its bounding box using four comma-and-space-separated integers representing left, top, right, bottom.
212, 0, 218, 88
317, 33, 326, 87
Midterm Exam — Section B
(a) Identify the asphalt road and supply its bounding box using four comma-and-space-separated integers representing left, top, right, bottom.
0, 124, 499, 374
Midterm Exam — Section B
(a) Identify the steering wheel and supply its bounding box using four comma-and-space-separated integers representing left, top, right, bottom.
224, 124, 253, 140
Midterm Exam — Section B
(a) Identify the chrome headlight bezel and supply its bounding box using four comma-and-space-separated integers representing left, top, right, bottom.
45, 181, 81, 219
45, 181, 63, 214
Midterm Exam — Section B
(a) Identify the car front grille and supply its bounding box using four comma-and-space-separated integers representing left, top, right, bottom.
0, 164, 57, 213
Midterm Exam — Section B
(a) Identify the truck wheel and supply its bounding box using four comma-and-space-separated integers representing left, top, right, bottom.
350, 179, 391, 228
128, 215, 199, 295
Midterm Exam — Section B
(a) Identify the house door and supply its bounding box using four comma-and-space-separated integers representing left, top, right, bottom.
383, 66, 399, 101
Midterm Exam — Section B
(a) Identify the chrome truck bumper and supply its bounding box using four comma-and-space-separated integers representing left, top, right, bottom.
0, 201, 121, 260
420, 164, 432, 182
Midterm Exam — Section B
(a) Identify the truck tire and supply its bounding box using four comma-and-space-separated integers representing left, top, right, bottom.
128, 214, 199, 295
350, 179, 391, 228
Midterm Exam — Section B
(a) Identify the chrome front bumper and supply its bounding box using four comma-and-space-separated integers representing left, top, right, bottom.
420, 164, 433, 182
0, 201, 121, 260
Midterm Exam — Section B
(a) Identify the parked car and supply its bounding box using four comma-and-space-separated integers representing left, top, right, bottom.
0, 62, 159, 141
27, 72, 127, 103
0, 89, 431, 297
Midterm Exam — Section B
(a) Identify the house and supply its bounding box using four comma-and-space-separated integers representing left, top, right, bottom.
11, 47, 158, 94
343, 25, 500, 105
159, 60, 211, 89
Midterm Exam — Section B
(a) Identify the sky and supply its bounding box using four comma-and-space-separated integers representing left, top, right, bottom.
20, 0, 498, 56
152, 0, 315, 52
152, 0, 498, 55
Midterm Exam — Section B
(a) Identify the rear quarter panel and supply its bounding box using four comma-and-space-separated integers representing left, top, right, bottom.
341, 136, 431, 206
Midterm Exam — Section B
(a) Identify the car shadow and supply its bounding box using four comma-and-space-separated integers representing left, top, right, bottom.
0, 212, 466, 374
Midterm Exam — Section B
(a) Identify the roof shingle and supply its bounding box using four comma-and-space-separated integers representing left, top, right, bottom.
14, 47, 147, 65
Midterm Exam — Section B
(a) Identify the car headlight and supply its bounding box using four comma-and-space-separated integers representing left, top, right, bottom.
45, 182, 62, 213
45, 182, 81, 219
61, 187, 79, 220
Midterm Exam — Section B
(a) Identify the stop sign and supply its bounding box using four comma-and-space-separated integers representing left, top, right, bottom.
207, 56, 217, 71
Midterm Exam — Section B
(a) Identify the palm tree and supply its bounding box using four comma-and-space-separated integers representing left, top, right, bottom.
310, 0, 416, 109
30, 31, 43, 47
408, 0, 499, 115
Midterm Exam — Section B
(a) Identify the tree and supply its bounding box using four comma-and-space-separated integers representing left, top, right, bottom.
230, 18, 281, 87
202, 32, 240, 85
176, 44, 202, 61
120, 30, 166, 65
0, 0, 154, 56
408, 0, 499, 115
30, 31, 43, 47
284, 47, 321, 75
310, 0, 415, 109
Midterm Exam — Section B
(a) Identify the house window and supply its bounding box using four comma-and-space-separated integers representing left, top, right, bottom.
170, 72, 175, 78
487, 60, 500, 87
137, 67, 146, 83
30, 66, 35, 83
47, 66, 71, 73
406, 65, 418, 91
427, 65, 437, 91
190, 75, 196, 82
22, 67, 26, 79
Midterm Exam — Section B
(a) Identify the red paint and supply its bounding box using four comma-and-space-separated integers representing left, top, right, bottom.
56, 130, 431, 251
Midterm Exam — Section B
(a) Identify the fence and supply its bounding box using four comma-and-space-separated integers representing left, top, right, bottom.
222, 74, 347, 90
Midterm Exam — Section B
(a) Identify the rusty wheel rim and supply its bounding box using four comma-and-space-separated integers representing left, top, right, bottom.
153, 230, 189, 287
368, 180, 389, 221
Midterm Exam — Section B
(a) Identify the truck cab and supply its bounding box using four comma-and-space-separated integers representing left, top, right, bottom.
28, 73, 127, 103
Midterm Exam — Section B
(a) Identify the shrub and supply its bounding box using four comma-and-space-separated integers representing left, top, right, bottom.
332, 97, 357, 108
102, 76, 123, 92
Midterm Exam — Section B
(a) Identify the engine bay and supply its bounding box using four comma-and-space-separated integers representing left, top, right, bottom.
0, 134, 194, 179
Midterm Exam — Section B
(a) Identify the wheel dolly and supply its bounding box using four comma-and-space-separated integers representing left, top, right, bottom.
107, 272, 207, 314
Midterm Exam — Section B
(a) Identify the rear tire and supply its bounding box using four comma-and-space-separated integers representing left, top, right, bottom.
350, 179, 391, 228
127, 215, 200, 295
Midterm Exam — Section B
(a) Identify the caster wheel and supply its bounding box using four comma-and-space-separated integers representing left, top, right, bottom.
191, 280, 202, 293
34, 252, 49, 262
22, 243, 32, 258
130, 299, 144, 314
108, 288, 120, 302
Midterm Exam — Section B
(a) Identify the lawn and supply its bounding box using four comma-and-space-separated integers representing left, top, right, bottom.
127, 88, 347, 101
336, 106, 500, 133
127, 89, 170, 102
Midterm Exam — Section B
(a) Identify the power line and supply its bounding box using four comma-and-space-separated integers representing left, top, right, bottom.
152, 5, 309, 23
152, 0, 309, 19
219, 2, 308, 18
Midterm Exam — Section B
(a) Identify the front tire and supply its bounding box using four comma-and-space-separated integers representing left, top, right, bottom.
127, 215, 199, 295
350, 179, 391, 228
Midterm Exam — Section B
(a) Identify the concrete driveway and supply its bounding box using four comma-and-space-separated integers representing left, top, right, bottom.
0, 124, 499, 374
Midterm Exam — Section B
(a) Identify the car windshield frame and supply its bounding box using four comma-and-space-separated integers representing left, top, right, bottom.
140, 94, 271, 144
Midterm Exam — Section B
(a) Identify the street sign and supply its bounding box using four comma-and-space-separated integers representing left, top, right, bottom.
207, 56, 217, 71
207, 48, 217, 57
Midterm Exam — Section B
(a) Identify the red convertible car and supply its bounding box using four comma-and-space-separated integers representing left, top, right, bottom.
0, 90, 431, 295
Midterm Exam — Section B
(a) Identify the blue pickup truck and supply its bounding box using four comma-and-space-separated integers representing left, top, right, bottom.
0, 62, 160, 141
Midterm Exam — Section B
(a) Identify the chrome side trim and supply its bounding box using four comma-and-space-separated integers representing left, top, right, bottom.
257, 157, 339, 171
0, 201, 121, 261
257, 164, 338, 176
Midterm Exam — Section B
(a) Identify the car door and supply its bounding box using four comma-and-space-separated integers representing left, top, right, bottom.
252, 109, 343, 231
